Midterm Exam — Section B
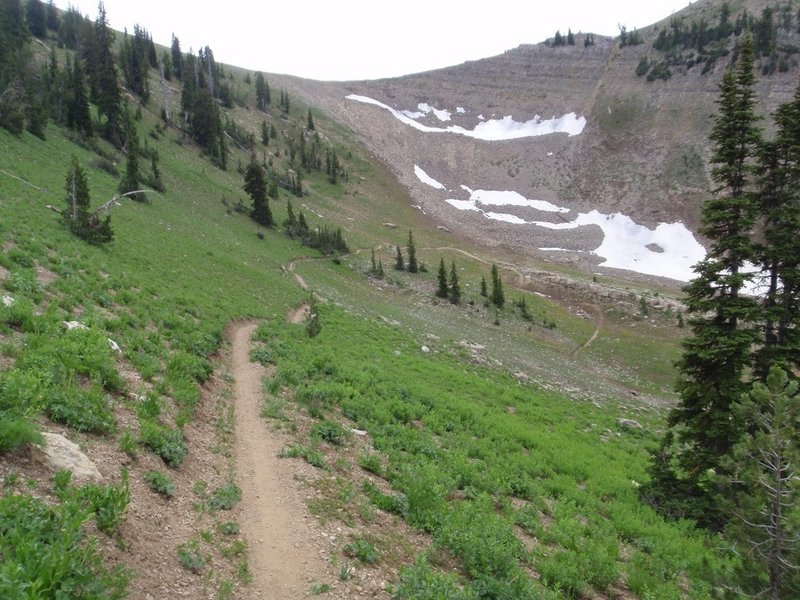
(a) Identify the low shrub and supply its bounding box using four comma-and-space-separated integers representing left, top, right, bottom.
139, 421, 186, 468
144, 470, 176, 498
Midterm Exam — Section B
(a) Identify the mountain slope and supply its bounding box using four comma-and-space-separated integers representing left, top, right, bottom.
277, 0, 800, 283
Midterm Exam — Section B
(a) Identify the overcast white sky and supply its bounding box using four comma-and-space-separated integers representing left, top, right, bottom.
56, 1, 692, 81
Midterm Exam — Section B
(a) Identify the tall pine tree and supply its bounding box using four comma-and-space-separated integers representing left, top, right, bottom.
243, 153, 272, 227
753, 79, 800, 379
648, 36, 763, 525
86, 2, 122, 143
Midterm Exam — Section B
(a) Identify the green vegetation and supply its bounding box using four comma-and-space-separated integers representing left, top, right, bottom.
648, 35, 800, 594
255, 309, 730, 597
2, 1, 782, 596
640, 2, 798, 80
144, 469, 176, 498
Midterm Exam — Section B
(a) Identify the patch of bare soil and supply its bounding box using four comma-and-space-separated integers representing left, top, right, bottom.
232, 322, 333, 598
35, 264, 57, 286
0, 335, 247, 600
286, 302, 309, 324
233, 322, 432, 598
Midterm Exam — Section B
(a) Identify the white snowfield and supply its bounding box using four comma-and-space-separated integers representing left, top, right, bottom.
346, 95, 586, 140
414, 165, 446, 190
532, 211, 706, 282
416, 166, 706, 282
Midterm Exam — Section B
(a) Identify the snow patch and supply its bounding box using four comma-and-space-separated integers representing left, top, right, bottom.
456, 106, 466, 113
470, 190, 568, 213
530, 210, 705, 281
485, 212, 527, 224
446, 199, 481, 212
414, 165, 446, 190
347, 94, 586, 139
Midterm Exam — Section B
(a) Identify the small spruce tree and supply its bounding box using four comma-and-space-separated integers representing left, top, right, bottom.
394, 245, 404, 271
306, 295, 321, 338
243, 153, 272, 227
436, 257, 449, 299
480, 275, 488, 297
407, 230, 418, 273
491, 264, 505, 308
448, 261, 461, 305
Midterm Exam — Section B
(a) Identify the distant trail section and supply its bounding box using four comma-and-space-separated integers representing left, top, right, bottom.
231, 322, 326, 599
573, 304, 604, 357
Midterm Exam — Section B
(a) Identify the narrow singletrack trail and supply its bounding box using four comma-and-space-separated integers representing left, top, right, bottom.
231, 322, 327, 599
572, 304, 604, 357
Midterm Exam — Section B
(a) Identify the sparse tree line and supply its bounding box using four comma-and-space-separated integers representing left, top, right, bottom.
546, 29, 595, 48
644, 35, 800, 598
637, 1, 800, 81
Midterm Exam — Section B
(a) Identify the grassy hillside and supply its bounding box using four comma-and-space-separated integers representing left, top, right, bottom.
0, 27, 735, 600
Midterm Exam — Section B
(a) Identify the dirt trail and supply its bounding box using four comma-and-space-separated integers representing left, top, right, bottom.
231, 322, 327, 599
572, 304, 604, 357
286, 301, 309, 324
424, 246, 526, 286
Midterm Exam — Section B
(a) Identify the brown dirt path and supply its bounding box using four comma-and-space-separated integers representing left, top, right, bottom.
231, 322, 328, 599
572, 304, 604, 357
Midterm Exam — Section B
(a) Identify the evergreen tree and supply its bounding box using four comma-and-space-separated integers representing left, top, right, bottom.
64, 156, 90, 232
119, 112, 141, 200
370, 248, 377, 275
88, 2, 122, 143
306, 294, 321, 338
753, 80, 800, 379
406, 230, 418, 273
448, 261, 461, 305
26, 0, 46, 38
722, 367, 800, 598
63, 156, 112, 243
436, 257, 448, 299
648, 36, 763, 524
491, 264, 505, 308
0, 0, 32, 134
254, 71, 270, 110
306, 108, 315, 130
244, 153, 272, 227
394, 245, 404, 271
553, 30, 564, 46
45, 0, 59, 31
261, 120, 269, 145
480, 274, 488, 297
170, 34, 182, 81
377, 259, 384, 278
567, 28, 575, 45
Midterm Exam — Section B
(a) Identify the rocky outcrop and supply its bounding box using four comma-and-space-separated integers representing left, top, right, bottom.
31, 432, 104, 484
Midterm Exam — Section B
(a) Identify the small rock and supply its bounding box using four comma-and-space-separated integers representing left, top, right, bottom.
31, 432, 104, 484
382, 222, 397, 229
617, 418, 642, 430
421, 345, 430, 353
107, 338, 122, 353
1, 294, 13, 307
350, 429, 368, 437
62, 320, 88, 331
394, 350, 401, 356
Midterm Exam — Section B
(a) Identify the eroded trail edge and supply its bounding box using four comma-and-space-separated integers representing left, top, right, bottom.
231, 322, 327, 599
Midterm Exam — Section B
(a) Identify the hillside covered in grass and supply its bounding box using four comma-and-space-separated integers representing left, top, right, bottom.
0, 1, 771, 598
